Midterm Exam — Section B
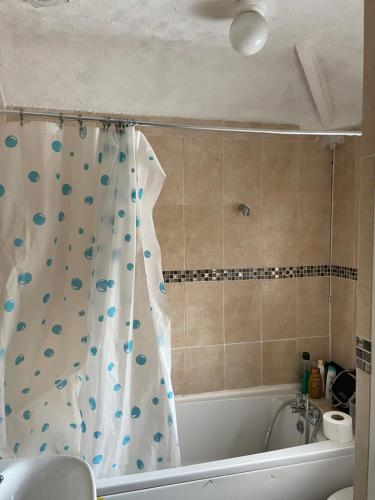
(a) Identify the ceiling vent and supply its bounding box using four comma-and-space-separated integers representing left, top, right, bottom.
25, 0, 71, 7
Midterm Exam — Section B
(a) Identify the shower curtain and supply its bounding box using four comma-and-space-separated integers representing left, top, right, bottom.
0, 121, 180, 477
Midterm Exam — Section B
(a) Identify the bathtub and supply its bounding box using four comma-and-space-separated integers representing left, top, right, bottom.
96, 384, 354, 500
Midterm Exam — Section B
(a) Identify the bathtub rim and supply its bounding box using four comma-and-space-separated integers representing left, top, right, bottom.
96, 384, 355, 497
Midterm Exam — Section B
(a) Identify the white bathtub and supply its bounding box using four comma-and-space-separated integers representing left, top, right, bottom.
97, 384, 354, 500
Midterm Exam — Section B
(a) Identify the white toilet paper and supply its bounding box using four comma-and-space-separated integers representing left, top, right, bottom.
323, 411, 353, 443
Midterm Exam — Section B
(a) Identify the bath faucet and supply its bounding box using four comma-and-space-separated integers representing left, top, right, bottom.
264, 393, 322, 452
289, 393, 320, 444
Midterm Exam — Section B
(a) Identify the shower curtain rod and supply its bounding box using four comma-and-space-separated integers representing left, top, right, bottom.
0, 108, 362, 137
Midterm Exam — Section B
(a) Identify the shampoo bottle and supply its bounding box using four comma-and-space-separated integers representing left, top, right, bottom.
317, 360, 325, 395
325, 365, 336, 401
309, 367, 323, 399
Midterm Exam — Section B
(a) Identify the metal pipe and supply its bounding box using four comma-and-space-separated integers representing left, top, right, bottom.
304, 394, 310, 445
0, 108, 362, 137
328, 146, 336, 359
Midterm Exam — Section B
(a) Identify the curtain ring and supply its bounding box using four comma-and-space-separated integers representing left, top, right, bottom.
58, 114, 64, 129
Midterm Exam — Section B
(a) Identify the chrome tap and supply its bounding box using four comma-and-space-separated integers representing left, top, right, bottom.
289, 392, 321, 444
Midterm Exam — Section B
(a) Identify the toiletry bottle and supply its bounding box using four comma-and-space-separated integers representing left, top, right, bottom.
300, 352, 311, 395
308, 367, 322, 399
317, 360, 325, 395
325, 365, 336, 401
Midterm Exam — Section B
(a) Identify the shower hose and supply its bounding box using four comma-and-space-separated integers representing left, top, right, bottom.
263, 398, 322, 452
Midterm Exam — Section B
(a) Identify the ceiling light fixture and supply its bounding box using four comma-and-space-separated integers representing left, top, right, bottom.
230, 0, 269, 56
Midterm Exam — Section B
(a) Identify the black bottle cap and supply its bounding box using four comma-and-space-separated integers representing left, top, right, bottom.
302, 351, 310, 360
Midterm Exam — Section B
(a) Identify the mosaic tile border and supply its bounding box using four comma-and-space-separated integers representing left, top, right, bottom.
356, 336, 372, 373
331, 265, 358, 281
163, 265, 357, 283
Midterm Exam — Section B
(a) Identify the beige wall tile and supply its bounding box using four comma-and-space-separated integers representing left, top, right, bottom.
184, 138, 223, 206
298, 205, 331, 264
297, 278, 330, 338
331, 278, 355, 369
168, 283, 185, 348
154, 204, 184, 269
184, 205, 223, 269
356, 283, 372, 341
262, 141, 299, 207
297, 337, 330, 365
185, 346, 224, 394
224, 204, 263, 268
332, 203, 357, 268
334, 138, 357, 204
262, 340, 298, 385
223, 140, 261, 205
224, 281, 261, 343
354, 370, 371, 500
359, 155, 375, 206
261, 279, 297, 340
224, 342, 261, 389
185, 282, 224, 347
362, 0, 375, 158
172, 349, 185, 395
147, 135, 184, 205
358, 202, 374, 289
299, 141, 331, 206
263, 204, 299, 266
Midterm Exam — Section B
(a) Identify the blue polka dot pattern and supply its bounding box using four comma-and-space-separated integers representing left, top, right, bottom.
100, 175, 110, 186
55, 379, 67, 390
71, 278, 83, 290
123, 340, 133, 353
136, 459, 144, 471
33, 213, 46, 226
51, 324, 62, 335
17, 321, 26, 332
136, 354, 147, 366
131, 406, 141, 419
18, 272, 32, 285
122, 435, 131, 446
4, 300, 15, 312
154, 432, 163, 443
92, 455, 103, 465
28, 171, 40, 182
62, 184, 72, 195
15, 354, 25, 365
0, 126, 179, 477
5, 135, 18, 148
51, 140, 62, 152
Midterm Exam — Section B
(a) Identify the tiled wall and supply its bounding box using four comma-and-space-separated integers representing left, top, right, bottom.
354, 0, 375, 497
331, 137, 360, 369
141, 123, 334, 394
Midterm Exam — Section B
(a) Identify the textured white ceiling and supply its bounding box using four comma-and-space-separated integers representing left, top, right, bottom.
0, 0, 363, 129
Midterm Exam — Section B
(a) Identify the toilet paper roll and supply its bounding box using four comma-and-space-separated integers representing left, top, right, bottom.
323, 411, 353, 443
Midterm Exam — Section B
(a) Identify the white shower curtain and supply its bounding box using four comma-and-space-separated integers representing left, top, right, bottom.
0, 121, 180, 477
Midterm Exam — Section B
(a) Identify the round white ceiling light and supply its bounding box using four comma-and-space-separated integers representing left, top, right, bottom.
229, 1, 269, 56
